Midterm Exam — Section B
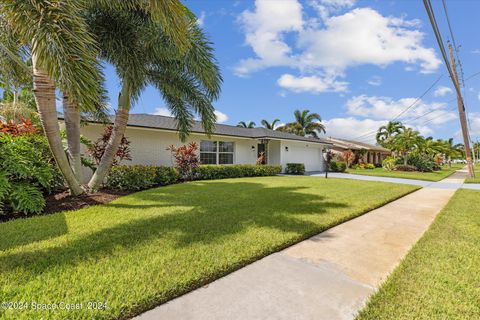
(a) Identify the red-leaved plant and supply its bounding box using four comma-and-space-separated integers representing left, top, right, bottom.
167, 142, 200, 181
88, 126, 132, 166
0, 118, 38, 136
342, 150, 354, 168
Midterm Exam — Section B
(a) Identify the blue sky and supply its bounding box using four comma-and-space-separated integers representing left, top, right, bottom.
104, 0, 480, 144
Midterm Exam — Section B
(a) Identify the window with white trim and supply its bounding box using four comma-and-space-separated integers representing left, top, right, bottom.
200, 140, 234, 164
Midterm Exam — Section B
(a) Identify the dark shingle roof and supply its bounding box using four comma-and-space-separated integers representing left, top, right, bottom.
326, 137, 390, 152
76, 114, 331, 145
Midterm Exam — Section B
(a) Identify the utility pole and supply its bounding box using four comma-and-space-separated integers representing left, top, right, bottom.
449, 43, 475, 177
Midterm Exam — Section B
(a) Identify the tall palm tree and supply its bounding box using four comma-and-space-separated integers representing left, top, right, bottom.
237, 121, 256, 128
376, 121, 405, 147
86, 8, 221, 190
391, 128, 423, 165
278, 109, 325, 138
0, 1, 195, 195
261, 119, 280, 130
0, 1, 106, 195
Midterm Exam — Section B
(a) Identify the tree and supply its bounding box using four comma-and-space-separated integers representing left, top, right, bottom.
0, 1, 196, 195
86, 8, 221, 190
261, 119, 280, 130
441, 138, 464, 166
376, 121, 405, 148
237, 121, 256, 128
278, 109, 325, 138
417, 137, 446, 158
391, 128, 423, 165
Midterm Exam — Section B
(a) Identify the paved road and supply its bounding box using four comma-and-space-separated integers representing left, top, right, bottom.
135, 170, 468, 320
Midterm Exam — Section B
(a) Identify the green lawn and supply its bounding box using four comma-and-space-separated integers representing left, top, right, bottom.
346, 164, 463, 182
0, 176, 417, 320
356, 189, 480, 320
464, 164, 480, 183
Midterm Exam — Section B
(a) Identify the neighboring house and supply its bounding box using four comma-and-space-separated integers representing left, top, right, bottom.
326, 137, 391, 165
61, 114, 332, 176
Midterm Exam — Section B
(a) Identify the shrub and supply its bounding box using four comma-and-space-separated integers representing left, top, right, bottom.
382, 157, 396, 171
394, 164, 417, 172
285, 163, 305, 175
106, 165, 180, 191
343, 150, 354, 167
365, 163, 375, 170
106, 165, 157, 191
330, 161, 347, 172
0, 133, 63, 215
197, 165, 281, 180
167, 142, 200, 181
0, 118, 38, 136
408, 154, 439, 172
88, 125, 132, 166
154, 166, 180, 186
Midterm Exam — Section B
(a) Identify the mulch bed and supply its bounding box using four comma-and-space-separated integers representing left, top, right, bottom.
1, 189, 131, 223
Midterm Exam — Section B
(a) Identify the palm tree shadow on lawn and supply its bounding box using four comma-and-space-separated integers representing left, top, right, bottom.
0, 181, 348, 279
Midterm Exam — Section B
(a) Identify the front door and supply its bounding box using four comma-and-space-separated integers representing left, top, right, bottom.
257, 144, 266, 164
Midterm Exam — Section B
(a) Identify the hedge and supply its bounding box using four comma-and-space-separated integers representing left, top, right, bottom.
106, 165, 179, 191
285, 163, 305, 175
197, 164, 282, 180
330, 161, 347, 172
106, 164, 282, 191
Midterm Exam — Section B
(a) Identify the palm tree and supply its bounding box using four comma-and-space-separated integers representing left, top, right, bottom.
441, 138, 464, 166
391, 128, 423, 165
0, 1, 195, 195
278, 109, 325, 138
261, 119, 280, 130
417, 137, 446, 158
86, 8, 221, 190
237, 121, 256, 128
376, 121, 405, 147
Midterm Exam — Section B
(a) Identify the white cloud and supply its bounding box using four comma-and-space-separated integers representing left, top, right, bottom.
345, 95, 456, 126
468, 113, 480, 137
367, 76, 382, 86
153, 107, 228, 124
214, 110, 228, 123
277, 73, 348, 93
236, 1, 440, 92
236, 0, 302, 75
433, 86, 452, 97
297, 8, 440, 73
197, 11, 206, 27
153, 107, 172, 117
321, 117, 386, 144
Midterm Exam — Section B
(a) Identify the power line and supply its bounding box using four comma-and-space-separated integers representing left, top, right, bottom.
424, 0, 475, 176
350, 74, 443, 141
423, 0, 464, 102
442, 0, 465, 85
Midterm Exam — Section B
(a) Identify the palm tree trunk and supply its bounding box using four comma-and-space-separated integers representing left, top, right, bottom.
12, 90, 18, 105
32, 53, 84, 195
88, 82, 131, 190
63, 94, 83, 183
404, 152, 408, 166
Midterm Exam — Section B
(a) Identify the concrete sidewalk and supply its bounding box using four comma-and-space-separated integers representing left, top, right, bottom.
135, 170, 467, 320
310, 170, 477, 190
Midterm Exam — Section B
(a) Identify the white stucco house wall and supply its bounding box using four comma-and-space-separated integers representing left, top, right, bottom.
61, 114, 331, 177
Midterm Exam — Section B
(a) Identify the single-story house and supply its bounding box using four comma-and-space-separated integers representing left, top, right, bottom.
62, 114, 332, 176
326, 137, 391, 165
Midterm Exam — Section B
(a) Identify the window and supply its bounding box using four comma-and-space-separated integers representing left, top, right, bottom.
200, 140, 234, 164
